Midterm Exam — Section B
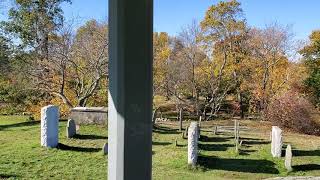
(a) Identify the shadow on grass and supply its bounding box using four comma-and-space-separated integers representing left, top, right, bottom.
73, 134, 107, 140
152, 141, 171, 146
239, 149, 257, 156
198, 155, 279, 174
153, 125, 180, 135
199, 143, 233, 151
0, 121, 39, 131
292, 149, 320, 157
57, 143, 101, 153
240, 137, 265, 141
293, 164, 320, 171
242, 140, 269, 145
199, 135, 233, 143
0, 174, 19, 178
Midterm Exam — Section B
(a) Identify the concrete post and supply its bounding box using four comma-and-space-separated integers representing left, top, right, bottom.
108, 0, 153, 179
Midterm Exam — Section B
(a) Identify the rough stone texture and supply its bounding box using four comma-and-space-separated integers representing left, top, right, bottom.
188, 122, 199, 167
41, 105, 59, 148
66, 119, 76, 138
285, 144, 293, 172
70, 107, 107, 125
271, 126, 283, 158
103, 143, 108, 155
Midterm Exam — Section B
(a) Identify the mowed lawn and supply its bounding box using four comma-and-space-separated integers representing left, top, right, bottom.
0, 116, 320, 179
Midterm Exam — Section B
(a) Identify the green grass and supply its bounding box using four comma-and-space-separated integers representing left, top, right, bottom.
0, 116, 320, 179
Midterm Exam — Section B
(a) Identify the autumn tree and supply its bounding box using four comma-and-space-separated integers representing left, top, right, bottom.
153, 32, 171, 99
177, 21, 207, 115
300, 30, 320, 106
200, 0, 247, 119
34, 20, 108, 108
248, 24, 292, 113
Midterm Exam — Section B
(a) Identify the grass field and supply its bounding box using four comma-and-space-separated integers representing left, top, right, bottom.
0, 116, 319, 179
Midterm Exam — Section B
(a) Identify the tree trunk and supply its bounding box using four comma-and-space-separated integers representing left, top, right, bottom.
239, 92, 245, 119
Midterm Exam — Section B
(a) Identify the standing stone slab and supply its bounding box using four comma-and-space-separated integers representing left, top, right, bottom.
271, 126, 283, 158
188, 122, 199, 167
41, 105, 59, 148
285, 144, 293, 172
66, 119, 76, 138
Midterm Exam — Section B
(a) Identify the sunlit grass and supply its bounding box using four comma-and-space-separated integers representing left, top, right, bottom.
0, 116, 319, 179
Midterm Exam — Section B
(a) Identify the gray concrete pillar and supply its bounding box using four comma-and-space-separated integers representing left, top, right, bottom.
108, 0, 153, 179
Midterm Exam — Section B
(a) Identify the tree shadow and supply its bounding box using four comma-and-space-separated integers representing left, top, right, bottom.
0, 121, 39, 131
240, 137, 265, 141
239, 149, 257, 156
292, 149, 320, 157
198, 143, 233, 151
57, 143, 101, 153
153, 126, 180, 135
152, 141, 171, 146
293, 164, 320, 171
73, 134, 107, 140
0, 174, 19, 178
198, 155, 279, 174
199, 135, 233, 143
176, 144, 187, 147
242, 140, 269, 145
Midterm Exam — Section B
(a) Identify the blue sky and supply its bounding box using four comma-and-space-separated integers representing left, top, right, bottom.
2, 0, 320, 40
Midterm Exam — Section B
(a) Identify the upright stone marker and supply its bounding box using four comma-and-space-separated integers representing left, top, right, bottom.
285, 144, 293, 172
66, 119, 76, 138
271, 126, 283, 158
188, 122, 199, 167
41, 105, 59, 148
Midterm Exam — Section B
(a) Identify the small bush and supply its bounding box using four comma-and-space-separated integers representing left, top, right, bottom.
266, 91, 320, 135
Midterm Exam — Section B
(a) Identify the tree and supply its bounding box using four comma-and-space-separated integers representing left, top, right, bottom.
248, 24, 292, 113
153, 32, 171, 99
2, 0, 71, 60
300, 30, 320, 106
0, 35, 11, 73
178, 20, 206, 116
33, 20, 108, 108
200, 0, 247, 119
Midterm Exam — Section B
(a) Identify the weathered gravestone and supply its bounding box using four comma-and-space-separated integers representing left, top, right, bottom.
271, 126, 283, 158
188, 122, 199, 167
285, 144, 293, 172
70, 107, 107, 125
41, 105, 59, 148
66, 119, 76, 138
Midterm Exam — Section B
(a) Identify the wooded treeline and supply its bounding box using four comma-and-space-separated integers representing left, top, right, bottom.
0, 0, 319, 124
